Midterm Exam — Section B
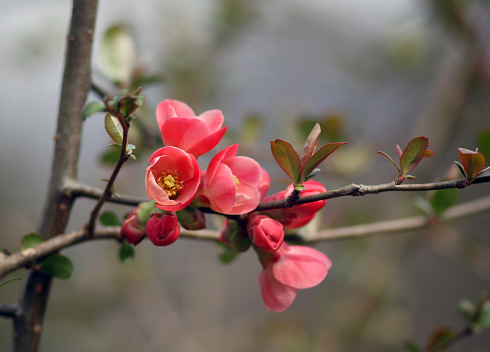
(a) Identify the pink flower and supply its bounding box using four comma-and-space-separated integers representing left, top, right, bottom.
156, 99, 228, 158
257, 168, 271, 200
146, 211, 180, 246
258, 243, 331, 312
262, 180, 327, 229
248, 215, 284, 253
197, 144, 262, 215
145, 146, 201, 212
121, 208, 146, 245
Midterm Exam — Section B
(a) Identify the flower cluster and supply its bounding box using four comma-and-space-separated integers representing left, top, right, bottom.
122, 99, 334, 312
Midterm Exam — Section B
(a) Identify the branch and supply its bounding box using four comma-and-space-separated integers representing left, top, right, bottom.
14, 1, 99, 351
0, 304, 20, 319
255, 176, 490, 211
307, 194, 490, 242
0, 228, 219, 279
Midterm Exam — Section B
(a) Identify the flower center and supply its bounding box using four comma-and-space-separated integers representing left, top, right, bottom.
157, 170, 184, 200
233, 175, 240, 187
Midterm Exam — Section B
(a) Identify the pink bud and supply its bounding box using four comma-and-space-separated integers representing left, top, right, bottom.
121, 209, 146, 245
248, 215, 284, 253
146, 211, 180, 246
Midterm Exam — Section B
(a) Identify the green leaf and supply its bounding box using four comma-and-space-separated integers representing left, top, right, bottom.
270, 139, 301, 183
301, 142, 346, 181
459, 298, 475, 322
424, 327, 456, 352
130, 74, 166, 89
413, 197, 434, 216
477, 129, 490, 161
81, 101, 106, 120
0, 277, 22, 288
104, 113, 124, 144
458, 148, 486, 182
454, 161, 467, 179
300, 123, 321, 169
21, 233, 43, 250
119, 242, 135, 263
378, 151, 401, 173
100, 25, 136, 84
99, 211, 122, 226
429, 188, 459, 215
100, 147, 121, 166
304, 168, 321, 181
476, 302, 490, 330
39, 254, 73, 279
403, 341, 422, 352
400, 136, 429, 175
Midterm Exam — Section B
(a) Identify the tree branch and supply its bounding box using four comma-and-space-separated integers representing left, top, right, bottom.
0, 304, 21, 319
14, 1, 99, 351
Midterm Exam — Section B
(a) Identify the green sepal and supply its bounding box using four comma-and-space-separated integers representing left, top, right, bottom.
39, 254, 73, 279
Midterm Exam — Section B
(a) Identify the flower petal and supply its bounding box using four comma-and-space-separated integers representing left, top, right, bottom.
259, 265, 297, 312
273, 245, 331, 289
198, 109, 224, 132
156, 99, 195, 127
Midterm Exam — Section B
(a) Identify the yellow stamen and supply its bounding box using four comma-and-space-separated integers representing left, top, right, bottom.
157, 170, 184, 200
233, 175, 240, 187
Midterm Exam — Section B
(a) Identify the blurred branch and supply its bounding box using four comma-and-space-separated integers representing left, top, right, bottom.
66, 180, 142, 206
0, 304, 20, 319
428, 327, 473, 352
309, 194, 490, 242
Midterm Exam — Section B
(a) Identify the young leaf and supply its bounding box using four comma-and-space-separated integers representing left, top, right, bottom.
21, 233, 43, 250
300, 123, 321, 169
119, 242, 135, 263
270, 139, 301, 183
104, 113, 124, 144
400, 136, 429, 175
378, 151, 401, 173
39, 254, 73, 279
424, 327, 456, 352
458, 148, 486, 182
403, 341, 422, 352
99, 211, 122, 226
100, 25, 136, 84
301, 142, 346, 181
216, 242, 239, 264
477, 129, 490, 160
0, 277, 22, 288
82, 101, 106, 120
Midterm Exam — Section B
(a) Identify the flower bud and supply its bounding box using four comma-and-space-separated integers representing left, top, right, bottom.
248, 215, 284, 253
120, 201, 156, 245
220, 220, 251, 252
146, 210, 180, 246
176, 207, 206, 230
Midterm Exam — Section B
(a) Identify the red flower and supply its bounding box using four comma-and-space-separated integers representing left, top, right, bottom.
197, 144, 263, 215
248, 215, 284, 253
146, 211, 180, 246
258, 243, 331, 312
145, 146, 201, 212
156, 99, 228, 158
262, 180, 327, 229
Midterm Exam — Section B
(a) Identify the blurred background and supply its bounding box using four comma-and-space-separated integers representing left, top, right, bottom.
1, 0, 490, 351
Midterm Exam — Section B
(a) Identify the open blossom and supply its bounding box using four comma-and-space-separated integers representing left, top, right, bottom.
156, 99, 228, 158
145, 146, 201, 212
248, 215, 284, 253
258, 243, 331, 312
262, 180, 327, 229
146, 211, 180, 246
197, 144, 264, 215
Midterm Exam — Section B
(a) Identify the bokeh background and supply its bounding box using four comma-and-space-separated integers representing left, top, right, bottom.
1, 0, 490, 351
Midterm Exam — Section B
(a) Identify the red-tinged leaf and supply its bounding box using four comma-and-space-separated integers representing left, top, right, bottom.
423, 149, 434, 158
378, 151, 401, 173
300, 123, 321, 169
400, 136, 429, 176
475, 165, 490, 179
458, 148, 486, 182
396, 145, 403, 161
270, 139, 301, 183
301, 142, 346, 181
454, 161, 467, 178
424, 327, 456, 352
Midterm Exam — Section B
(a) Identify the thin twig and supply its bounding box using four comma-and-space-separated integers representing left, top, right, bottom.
0, 304, 21, 319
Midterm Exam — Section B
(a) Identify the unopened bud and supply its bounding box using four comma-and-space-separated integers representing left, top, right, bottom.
146, 210, 180, 246
176, 207, 206, 230
247, 215, 284, 253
